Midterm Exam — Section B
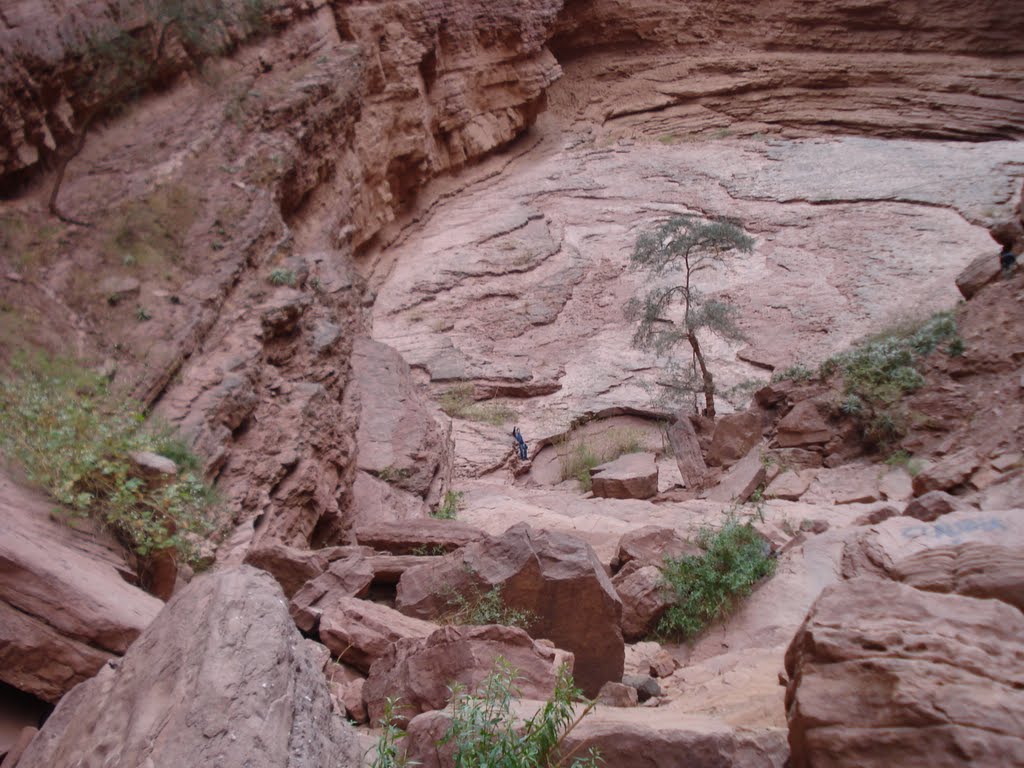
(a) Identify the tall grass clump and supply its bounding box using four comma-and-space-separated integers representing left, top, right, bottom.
370, 658, 599, 768
558, 428, 646, 491
658, 516, 775, 640
438, 384, 516, 426
0, 359, 217, 562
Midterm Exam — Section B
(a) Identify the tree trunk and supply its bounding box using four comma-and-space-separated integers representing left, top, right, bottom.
687, 330, 715, 420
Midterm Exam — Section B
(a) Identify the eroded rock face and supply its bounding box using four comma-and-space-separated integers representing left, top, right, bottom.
363, 624, 571, 725
317, 597, 438, 673
784, 576, 1024, 767
17, 567, 361, 768
395, 523, 624, 697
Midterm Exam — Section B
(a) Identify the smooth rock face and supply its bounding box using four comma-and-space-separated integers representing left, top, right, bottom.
590, 453, 659, 499
363, 624, 570, 725
17, 567, 361, 768
0, 473, 162, 703
707, 411, 763, 467
395, 523, 624, 697
785, 576, 1024, 767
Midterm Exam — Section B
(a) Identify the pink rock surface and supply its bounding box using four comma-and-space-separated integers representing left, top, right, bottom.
591, 453, 659, 500
318, 597, 438, 673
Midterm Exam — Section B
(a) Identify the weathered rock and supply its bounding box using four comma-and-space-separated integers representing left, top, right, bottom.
127, 451, 178, 486
289, 557, 374, 633
349, 470, 429, 527
902, 490, 971, 521
775, 401, 832, 448
765, 469, 816, 501
395, 523, 624, 697
649, 649, 677, 678
785, 576, 1024, 767
0, 474, 162, 703
366, 554, 447, 584
911, 448, 981, 496
613, 565, 673, 642
243, 542, 329, 598
351, 337, 452, 499
590, 453, 658, 500
878, 469, 913, 502
353, 519, 485, 555
705, 449, 766, 504
853, 505, 900, 526
622, 675, 662, 703
891, 542, 1024, 612
363, 624, 570, 725
707, 411, 762, 467
0, 727, 37, 768
666, 417, 708, 489
615, 525, 699, 569
17, 567, 360, 768
955, 250, 1003, 300
318, 597, 438, 673
597, 682, 639, 707
340, 679, 367, 725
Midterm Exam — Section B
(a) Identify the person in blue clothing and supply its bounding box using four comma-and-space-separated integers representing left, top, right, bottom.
1000, 243, 1017, 273
512, 426, 528, 461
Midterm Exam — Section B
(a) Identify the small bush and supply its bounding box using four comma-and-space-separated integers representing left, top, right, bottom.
558, 428, 646, 491
370, 658, 599, 768
437, 384, 515, 426
0, 361, 217, 563
771, 363, 813, 383
560, 440, 601, 491
434, 490, 463, 520
658, 517, 775, 640
268, 268, 296, 287
442, 584, 536, 631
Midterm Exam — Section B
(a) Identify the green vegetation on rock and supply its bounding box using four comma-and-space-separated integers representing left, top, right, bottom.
438, 384, 515, 426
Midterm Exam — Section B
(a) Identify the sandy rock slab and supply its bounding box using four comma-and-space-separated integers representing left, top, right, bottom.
785, 576, 1024, 767
17, 567, 360, 768
591, 453, 659, 499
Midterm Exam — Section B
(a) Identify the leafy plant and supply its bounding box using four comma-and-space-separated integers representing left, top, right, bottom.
370, 659, 599, 768
625, 215, 754, 418
658, 516, 775, 640
135, 306, 152, 321
268, 268, 297, 287
442, 584, 536, 631
559, 440, 601, 492
558, 428, 646, 491
434, 490, 463, 520
771, 363, 813, 384
0, 359, 218, 563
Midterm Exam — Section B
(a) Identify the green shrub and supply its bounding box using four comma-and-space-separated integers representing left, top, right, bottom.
657, 517, 775, 640
370, 658, 599, 768
558, 428, 646, 491
268, 268, 296, 287
771, 363, 813, 384
442, 584, 536, 631
433, 489, 463, 520
437, 384, 515, 426
0, 361, 217, 563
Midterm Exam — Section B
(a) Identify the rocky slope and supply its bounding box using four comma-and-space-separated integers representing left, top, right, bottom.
1, 0, 1023, 765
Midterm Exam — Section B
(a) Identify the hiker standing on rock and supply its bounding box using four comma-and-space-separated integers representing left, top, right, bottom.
1000, 244, 1017, 273
512, 426, 529, 461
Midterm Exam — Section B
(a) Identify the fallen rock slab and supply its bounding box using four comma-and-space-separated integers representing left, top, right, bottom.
765, 469, 815, 501
775, 400, 831, 448
615, 525, 699, 568
289, 556, 374, 633
590, 453, 658, 500
613, 564, 673, 642
705, 449, 766, 504
912, 448, 981, 496
666, 417, 707, 489
353, 519, 485, 555
707, 411, 762, 468
955, 250, 1002, 300
363, 624, 571, 725
785, 576, 1024, 767
243, 541, 329, 597
17, 567, 360, 768
902, 490, 971, 521
318, 597, 438, 673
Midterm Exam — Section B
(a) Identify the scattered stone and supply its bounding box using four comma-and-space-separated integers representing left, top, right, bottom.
765, 469, 815, 501
911, 448, 981, 496
395, 523, 624, 697
955, 250, 1002, 300
259, 295, 310, 338
706, 411, 762, 467
853, 505, 900, 526
615, 526, 699, 569
289, 557, 374, 632
798, 519, 830, 534
363, 624, 569, 725
902, 490, 971, 522
704, 449, 766, 504
785, 576, 1024, 767
649, 650, 676, 678
597, 682, 639, 707
622, 675, 662, 703
775, 400, 832, 448
590, 453, 658, 500
318, 597, 437, 673
353, 519, 484, 555
127, 451, 178, 487
665, 417, 707, 489
16, 567, 360, 768
755, 380, 797, 408
822, 452, 844, 468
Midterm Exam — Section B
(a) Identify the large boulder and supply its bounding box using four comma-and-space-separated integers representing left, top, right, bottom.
590, 453, 658, 500
289, 556, 374, 632
707, 411, 762, 467
363, 624, 572, 725
775, 401, 831, 448
615, 525, 699, 569
785, 576, 1024, 767
318, 597, 438, 673
0, 474, 163, 703
17, 567, 361, 768
353, 519, 485, 555
705, 450, 766, 504
395, 524, 624, 697
955, 250, 1003, 300
612, 564, 674, 642
890, 542, 1024, 612
666, 417, 708, 489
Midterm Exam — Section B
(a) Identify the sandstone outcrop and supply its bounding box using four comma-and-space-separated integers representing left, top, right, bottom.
362, 624, 571, 725
890, 542, 1024, 612
395, 523, 624, 696
318, 597, 438, 673
785, 576, 1024, 767
0, 473, 162, 703
17, 567, 361, 768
